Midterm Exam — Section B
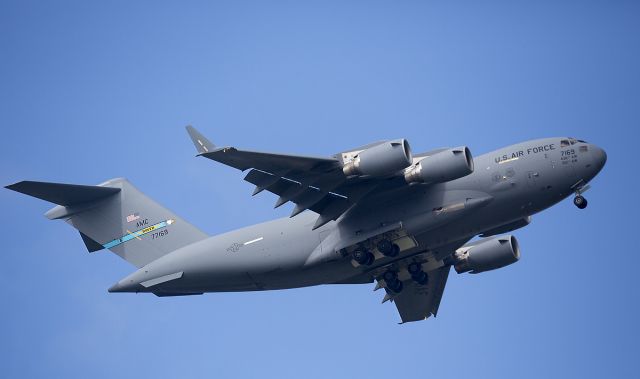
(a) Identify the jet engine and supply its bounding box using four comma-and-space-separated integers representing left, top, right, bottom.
343, 139, 412, 177
451, 235, 520, 274
404, 146, 474, 184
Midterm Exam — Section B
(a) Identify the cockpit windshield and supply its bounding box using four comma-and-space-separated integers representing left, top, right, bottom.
561, 137, 587, 147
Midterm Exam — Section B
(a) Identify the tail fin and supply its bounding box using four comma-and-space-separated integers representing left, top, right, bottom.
6, 178, 208, 268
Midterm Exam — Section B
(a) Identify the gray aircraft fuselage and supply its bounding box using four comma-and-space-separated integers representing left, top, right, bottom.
108, 137, 606, 294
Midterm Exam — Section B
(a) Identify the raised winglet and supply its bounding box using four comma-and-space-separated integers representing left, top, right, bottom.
185, 125, 216, 155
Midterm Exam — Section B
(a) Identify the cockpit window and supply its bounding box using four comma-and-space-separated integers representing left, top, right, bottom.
568, 137, 578, 145
561, 139, 570, 147
577, 139, 587, 143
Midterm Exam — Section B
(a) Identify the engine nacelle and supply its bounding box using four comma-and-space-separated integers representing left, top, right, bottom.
343, 139, 412, 177
452, 235, 520, 274
404, 146, 474, 184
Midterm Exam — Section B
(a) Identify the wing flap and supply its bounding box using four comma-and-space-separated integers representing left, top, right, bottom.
244, 168, 352, 226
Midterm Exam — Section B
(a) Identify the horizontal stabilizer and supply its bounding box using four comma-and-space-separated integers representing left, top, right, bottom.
7, 177, 208, 268
5, 181, 120, 206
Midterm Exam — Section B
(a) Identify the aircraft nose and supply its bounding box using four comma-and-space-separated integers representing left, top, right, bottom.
591, 145, 607, 171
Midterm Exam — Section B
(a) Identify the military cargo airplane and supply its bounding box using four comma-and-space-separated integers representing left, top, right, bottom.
6, 128, 606, 323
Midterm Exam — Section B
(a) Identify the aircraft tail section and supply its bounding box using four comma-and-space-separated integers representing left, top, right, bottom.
6, 178, 208, 268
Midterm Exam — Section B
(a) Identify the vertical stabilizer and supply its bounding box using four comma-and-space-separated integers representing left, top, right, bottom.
6, 178, 208, 267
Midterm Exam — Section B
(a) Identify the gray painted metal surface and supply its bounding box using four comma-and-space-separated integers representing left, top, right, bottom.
5, 131, 606, 323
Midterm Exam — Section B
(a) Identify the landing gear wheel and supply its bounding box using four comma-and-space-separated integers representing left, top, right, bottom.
408, 263, 428, 285
382, 270, 397, 282
574, 195, 588, 209
353, 249, 374, 266
391, 243, 400, 257
387, 279, 404, 294
382, 270, 404, 293
412, 272, 429, 286
377, 239, 400, 257
365, 253, 374, 265
408, 262, 422, 275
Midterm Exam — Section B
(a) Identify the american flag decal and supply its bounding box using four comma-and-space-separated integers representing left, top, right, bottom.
126, 213, 140, 223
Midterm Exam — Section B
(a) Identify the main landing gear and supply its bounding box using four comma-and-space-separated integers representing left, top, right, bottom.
352, 238, 401, 265
382, 270, 403, 293
377, 238, 400, 257
352, 247, 374, 266
381, 264, 430, 294
408, 262, 429, 285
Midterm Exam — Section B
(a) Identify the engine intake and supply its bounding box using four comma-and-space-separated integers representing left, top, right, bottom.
343, 139, 412, 177
404, 146, 474, 184
452, 235, 520, 274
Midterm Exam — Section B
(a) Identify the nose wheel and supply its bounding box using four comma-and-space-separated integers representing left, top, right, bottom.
571, 181, 591, 210
573, 195, 588, 209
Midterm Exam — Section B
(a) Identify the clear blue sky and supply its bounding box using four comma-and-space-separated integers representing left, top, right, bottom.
1, 1, 638, 378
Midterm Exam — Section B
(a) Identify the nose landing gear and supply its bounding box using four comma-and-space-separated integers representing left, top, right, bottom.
572, 181, 591, 209
573, 195, 588, 209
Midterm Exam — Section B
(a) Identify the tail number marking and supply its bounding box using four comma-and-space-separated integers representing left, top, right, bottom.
102, 219, 175, 249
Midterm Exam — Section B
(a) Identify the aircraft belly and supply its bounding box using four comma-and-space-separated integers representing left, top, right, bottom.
402, 192, 493, 236
133, 213, 326, 292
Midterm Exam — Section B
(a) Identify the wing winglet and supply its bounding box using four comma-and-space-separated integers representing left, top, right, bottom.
185, 125, 216, 154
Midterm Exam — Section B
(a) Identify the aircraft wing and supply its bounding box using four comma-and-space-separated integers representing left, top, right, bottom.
389, 265, 451, 323
186, 125, 340, 173
186, 126, 382, 229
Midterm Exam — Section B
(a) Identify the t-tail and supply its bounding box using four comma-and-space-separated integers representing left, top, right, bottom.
5, 178, 208, 268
